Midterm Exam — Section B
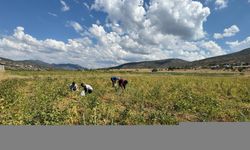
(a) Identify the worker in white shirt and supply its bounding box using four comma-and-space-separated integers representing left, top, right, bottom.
80, 83, 93, 96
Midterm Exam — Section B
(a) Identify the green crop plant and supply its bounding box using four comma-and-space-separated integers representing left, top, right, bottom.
0, 70, 249, 125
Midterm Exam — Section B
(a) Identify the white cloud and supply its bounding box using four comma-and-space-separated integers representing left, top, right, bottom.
83, 2, 90, 9
199, 40, 225, 56
215, 0, 228, 9
48, 12, 58, 17
0, 25, 225, 68
0, 27, 100, 67
226, 37, 250, 51
92, 0, 210, 40
60, 0, 70, 12
147, 0, 210, 40
96, 20, 101, 25
43, 39, 67, 52
89, 0, 219, 63
204, 0, 228, 9
213, 25, 240, 39
67, 21, 83, 33
89, 24, 106, 38
88, 23, 224, 61
0, 1, 229, 68
213, 33, 223, 39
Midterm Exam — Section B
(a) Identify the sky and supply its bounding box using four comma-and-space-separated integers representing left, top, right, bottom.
0, 0, 250, 68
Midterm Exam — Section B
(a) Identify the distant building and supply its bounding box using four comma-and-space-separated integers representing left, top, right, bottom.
0, 65, 5, 71
223, 64, 231, 69
210, 65, 220, 70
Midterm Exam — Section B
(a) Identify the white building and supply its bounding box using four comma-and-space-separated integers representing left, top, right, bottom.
0, 65, 5, 71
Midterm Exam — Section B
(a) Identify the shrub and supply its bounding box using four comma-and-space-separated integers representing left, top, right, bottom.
151, 68, 158, 72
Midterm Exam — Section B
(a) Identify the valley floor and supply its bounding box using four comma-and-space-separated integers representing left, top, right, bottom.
0, 70, 250, 125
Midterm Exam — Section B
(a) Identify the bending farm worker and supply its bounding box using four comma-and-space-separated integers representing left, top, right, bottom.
69, 81, 78, 91
80, 83, 93, 96
111, 76, 120, 87
118, 79, 128, 90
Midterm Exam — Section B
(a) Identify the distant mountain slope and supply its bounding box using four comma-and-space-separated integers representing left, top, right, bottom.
110, 48, 250, 69
110, 59, 190, 69
52, 63, 85, 70
190, 48, 250, 67
0, 58, 86, 70
1, 48, 249, 70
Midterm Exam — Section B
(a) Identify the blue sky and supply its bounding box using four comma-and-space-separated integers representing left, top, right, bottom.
0, 0, 250, 68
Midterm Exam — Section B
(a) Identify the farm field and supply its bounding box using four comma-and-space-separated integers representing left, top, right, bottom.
0, 70, 250, 125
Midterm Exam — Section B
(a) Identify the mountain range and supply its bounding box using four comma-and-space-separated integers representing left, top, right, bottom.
110, 48, 250, 69
0, 57, 86, 71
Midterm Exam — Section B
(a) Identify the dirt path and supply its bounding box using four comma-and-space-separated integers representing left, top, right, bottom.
243, 72, 250, 77
0, 72, 8, 81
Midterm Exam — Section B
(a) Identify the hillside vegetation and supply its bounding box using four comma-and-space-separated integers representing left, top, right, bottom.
0, 57, 85, 70
111, 48, 250, 69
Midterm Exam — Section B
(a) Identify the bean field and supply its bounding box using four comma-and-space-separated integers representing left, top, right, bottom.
0, 70, 250, 125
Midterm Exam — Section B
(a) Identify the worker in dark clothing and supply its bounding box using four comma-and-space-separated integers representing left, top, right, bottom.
118, 78, 128, 90
69, 82, 78, 91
